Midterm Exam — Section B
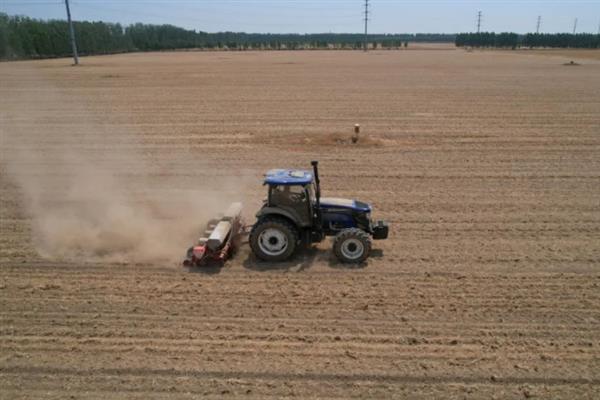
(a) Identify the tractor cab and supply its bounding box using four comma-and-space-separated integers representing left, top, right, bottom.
264, 169, 315, 227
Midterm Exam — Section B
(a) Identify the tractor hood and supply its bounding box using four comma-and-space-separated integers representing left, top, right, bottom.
319, 197, 372, 212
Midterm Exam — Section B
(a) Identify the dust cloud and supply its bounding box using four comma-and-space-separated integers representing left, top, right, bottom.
0, 66, 246, 264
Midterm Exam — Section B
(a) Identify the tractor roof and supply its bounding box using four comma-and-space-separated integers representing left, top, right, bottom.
264, 169, 313, 185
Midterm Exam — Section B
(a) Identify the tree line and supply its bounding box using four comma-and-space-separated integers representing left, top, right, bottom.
455, 32, 600, 49
0, 13, 455, 60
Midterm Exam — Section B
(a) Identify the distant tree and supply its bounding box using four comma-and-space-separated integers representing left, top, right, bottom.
495, 32, 518, 48
0, 14, 8, 58
456, 31, 598, 49
0, 13, 477, 60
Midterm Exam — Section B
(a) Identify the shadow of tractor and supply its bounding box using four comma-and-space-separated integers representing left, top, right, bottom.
243, 245, 383, 272
243, 246, 319, 272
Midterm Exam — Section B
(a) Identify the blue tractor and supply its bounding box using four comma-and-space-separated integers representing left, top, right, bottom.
249, 161, 389, 263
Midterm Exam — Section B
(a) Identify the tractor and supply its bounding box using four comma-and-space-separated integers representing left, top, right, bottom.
249, 161, 388, 263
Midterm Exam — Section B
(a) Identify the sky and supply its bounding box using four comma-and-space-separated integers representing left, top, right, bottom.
2, 0, 600, 34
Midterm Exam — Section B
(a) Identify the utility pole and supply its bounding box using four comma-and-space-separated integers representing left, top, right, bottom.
64, 0, 79, 65
476, 11, 482, 33
363, 0, 369, 52
572, 17, 577, 34
536, 15, 541, 34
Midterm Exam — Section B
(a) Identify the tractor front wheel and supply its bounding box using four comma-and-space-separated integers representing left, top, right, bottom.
333, 228, 372, 264
250, 217, 298, 262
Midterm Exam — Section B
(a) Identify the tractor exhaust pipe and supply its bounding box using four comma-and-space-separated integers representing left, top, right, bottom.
311, 160, 322, 231
311, 160, 321, 205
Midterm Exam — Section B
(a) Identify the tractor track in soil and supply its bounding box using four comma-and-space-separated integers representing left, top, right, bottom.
1, 49, 600, 398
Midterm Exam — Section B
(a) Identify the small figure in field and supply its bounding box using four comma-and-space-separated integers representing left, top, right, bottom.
352, 124, 360, 144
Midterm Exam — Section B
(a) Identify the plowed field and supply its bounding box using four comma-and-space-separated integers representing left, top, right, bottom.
1, 49, 600, 399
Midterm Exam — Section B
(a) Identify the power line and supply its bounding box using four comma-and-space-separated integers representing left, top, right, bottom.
2, 1, 61, 4
476, 10, 482, 33
73, 1, 361, 25
67, 0, 363, 32
363, 0, 369, 52
65, 0, 79, 65
536, 15, 541, 34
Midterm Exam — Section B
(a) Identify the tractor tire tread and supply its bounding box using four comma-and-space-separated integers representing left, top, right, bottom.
249, 216, 299, 262
333, 228, 372, 264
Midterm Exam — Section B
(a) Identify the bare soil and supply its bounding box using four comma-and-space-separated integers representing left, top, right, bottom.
509, 48, 600, 61
1, 49, 599, 399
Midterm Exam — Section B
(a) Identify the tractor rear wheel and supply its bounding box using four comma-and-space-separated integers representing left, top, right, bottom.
250, 217, 298, 262
333, 228, 371, 264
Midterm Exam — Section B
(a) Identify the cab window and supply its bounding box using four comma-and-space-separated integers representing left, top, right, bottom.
270, 185, 307, 206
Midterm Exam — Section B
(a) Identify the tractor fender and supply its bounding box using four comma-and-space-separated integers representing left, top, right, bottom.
255, 207, 308, 228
